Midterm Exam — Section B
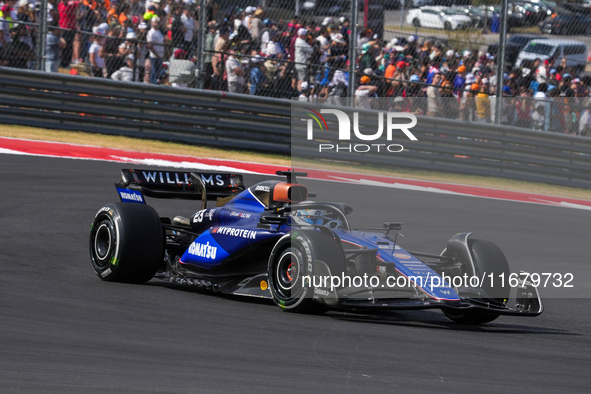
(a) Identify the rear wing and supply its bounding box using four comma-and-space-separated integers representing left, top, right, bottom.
115, 169, 245, 204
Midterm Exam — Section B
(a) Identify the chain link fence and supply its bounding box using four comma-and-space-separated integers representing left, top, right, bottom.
1, 0, 591, 134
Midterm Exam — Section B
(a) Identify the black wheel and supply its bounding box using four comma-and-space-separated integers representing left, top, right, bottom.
443, 238, 511, 324
412, 18, 420, 28
444, 21, 452, 30
267, 230, 344, 313
90, 202, 163, 283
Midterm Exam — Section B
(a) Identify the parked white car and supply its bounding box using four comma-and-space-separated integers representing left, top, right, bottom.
406, 6, 472, 30
515, 39, 588, 75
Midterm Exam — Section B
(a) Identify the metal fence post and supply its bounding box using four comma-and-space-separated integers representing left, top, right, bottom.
495, 0, 509, 125
36, 0, 48, 72
196, 0, 207, 89
348, 0, 359, 106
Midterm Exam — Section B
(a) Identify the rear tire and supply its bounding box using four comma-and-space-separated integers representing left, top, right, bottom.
90, 202, 163, 283
412, 18, 420, 27
444, 21, 452, 30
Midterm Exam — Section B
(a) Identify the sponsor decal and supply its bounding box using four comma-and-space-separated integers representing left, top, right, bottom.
96, 206, 114, 218
100, 268, 112, 278
140, 171, 227, 186
117, 188, 144, 203
230, 212, 252, 218
393, 253, 411, 259
188, 241, 217, 259
142, 171, 190, 185
201, 174, 226, 186
255, 185, 270, 192
314, 287, 330, 296
260, 280, 268, 291
212, 226, 257, 240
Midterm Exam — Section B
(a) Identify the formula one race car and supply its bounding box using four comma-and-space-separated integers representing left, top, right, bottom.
89, 170, 543, 324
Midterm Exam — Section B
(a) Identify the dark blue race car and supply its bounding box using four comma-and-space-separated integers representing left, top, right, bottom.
89, 170, 542, 324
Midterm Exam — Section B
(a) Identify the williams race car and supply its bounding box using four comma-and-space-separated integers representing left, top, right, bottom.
89, 170, 542, 324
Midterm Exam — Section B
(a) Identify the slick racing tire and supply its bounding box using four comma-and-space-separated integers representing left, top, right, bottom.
267, 230, 344, 314
443, 239, 511, 325
90, 202, 163, 283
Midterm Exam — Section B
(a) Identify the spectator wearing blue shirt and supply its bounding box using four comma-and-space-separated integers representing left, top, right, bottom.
425, 56, 442, 85
453, 65, 466, 94
250, 55, 266, 95
45, 21, 66, 73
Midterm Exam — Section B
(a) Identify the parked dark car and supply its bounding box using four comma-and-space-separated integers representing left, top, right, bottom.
488, 34, 544, 66
450, 5, 499, 28
479, 4, 522, 28
562, 0, 591, 15
539, 13, 591, 35
522, 0, 552, 24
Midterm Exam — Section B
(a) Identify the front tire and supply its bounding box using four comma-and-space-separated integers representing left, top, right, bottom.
442, 237, 511, 324
90, 202, 163, 283
412, 18, 420, 28
267, 230, 344, 313
269, 245, 313, 312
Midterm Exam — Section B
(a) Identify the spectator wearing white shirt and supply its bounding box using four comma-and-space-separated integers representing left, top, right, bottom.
169, 49, 196, 88
262, 30, 282, 57
298, 81, 317, 102
181, 4, 196, 52
111, 54, 137, 82
294, 28, 313, 90
147, 16, 165, 84
243, 6, 256, 34
225, 49, 245, 93
89, 25, 106, 77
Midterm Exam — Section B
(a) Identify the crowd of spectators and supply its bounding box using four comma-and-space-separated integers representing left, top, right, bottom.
1, 0, 591, 135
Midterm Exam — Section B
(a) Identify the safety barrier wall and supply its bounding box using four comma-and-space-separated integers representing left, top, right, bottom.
1, 67, 590, 189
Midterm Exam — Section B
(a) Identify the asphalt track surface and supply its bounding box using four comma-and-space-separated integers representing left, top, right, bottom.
1, 153, 590, 393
